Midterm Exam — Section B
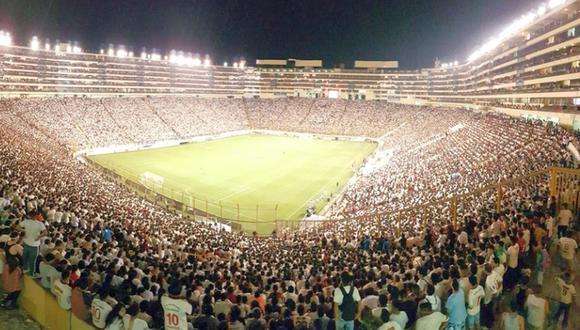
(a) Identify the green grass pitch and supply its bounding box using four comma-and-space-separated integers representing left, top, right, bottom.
89, 134, 376, 234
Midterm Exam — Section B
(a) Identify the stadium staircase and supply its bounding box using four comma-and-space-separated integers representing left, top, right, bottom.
14, 108, 73, 149
57, 99, 97, 147
144, 99, 182, 139
336, 100, 349, 123
99, 99, 135, 144
298, 99, 316, 125
241, 98, 253, 128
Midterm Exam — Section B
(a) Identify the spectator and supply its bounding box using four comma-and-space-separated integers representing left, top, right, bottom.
0, 254, 22, 308
71, 276, 92, 322
445, 279, 467, 329
557, 203, 572, 238
123, 302, 150, 330
52, 269, 72, 310
500, 300, 524, 330
466, 276, 484, 330
333, 271, 360, 330
18, 212, 46, 275
554, 273, 576, 329
414, 302, 447, 330
163, 283, 194, 330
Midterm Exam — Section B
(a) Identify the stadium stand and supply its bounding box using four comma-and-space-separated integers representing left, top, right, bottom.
0, 1, 579, 330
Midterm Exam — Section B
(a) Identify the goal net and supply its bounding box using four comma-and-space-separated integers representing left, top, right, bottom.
140, 171, 164, 191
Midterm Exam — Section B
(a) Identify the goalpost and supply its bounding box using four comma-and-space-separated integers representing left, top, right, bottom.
140, 171, 164, 191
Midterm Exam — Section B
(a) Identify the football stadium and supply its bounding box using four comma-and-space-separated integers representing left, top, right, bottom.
0, 0, 579, 329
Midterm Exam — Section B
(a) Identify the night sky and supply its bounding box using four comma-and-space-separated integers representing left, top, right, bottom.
0, 0, 534, 69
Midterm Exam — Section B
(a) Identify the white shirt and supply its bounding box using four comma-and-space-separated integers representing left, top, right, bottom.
21, 219, 46, 247
556, 278, 576, 304
423, 295, 441, 312
333, 285, 361, 305
389, 311, 408, 330
92, 298, 113, 329
123, 315, 150, 330
161, 295, 193, 330
467, 285, 485, 315
559, 237, 577, 260
484, 271, 502, 304
525, 294, 546, 327
378, 321, 402, 330
415, 312, 448, 330
52, 280, 72, 310
105, 318, 123, 330
506, 245, 519, 269
361, 295, 379, 310
558, 209, 572, 226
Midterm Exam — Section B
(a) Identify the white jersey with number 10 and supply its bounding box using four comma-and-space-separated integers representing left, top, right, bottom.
161, 295, 193, 330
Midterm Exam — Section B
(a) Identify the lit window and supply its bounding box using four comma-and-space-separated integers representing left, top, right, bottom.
548, 36, 555, 44
567, 27, 576, 37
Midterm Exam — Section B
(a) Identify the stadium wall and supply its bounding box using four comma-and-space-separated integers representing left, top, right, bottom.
76, 129, 377, 157
19, 276, 95, 330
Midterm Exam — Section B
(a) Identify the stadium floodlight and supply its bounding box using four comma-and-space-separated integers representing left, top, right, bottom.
537, 5, 547, 15
223, 62, 228, 67
233, 62, 239, 68
151, 53, 161, 61
100, 49, 104, 54
117, 48, 128, 58
0, 31, 12, 47
239, 60, 246, 69
141, 52, 147, 59
203, 58, 211, 67
72, 46, 82, 54
128, 51, 134, 57
453, 60, 459, 66
45, 41, 51, 51
66, 43, 72, 53
30, 36, 40, 51
549, 0, 566, 9
467, 1, 567, 63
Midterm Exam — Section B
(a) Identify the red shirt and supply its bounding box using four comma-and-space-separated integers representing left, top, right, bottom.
71, 287, 90, 321
2, 266, 22, 292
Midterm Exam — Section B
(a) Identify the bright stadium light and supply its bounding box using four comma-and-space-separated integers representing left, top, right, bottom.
467, 1, 568, 63
72, 46, 82, 53
45, 42, 51, 51
151, 53, 161, 61
239, 60, 246, 69
30, 36, 40, 50
203, 58, 211, 67
141, 52, 147, 59
549, 0, 566, 9
223, 62, 228, 67
233, 62, 239, 68
100, 49, 104, 54
0, 31, 13, 47
537, 5, 547, 15
117, 48, 128, 58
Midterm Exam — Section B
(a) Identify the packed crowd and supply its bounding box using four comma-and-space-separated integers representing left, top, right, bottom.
0, 97, 445, 151
330, 111, 578, 220
0, 97, 578, 330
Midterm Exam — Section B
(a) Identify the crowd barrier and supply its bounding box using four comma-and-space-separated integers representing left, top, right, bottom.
84, 159, 580, 236
19, 275, 95, 330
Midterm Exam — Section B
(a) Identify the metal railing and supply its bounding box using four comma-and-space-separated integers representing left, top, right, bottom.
87, 158, 580, 235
